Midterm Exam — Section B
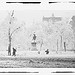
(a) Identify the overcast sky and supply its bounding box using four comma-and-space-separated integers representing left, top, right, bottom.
0, 10, 75, 26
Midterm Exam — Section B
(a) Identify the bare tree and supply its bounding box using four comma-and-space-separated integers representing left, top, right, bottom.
6, 10, 23, 56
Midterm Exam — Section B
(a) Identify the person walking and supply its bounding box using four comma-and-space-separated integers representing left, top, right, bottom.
12, 47, 16, 56
45, 49, 49, 54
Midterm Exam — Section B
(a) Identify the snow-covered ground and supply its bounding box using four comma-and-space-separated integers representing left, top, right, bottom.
0, 56, 74, 68
0, 50, 75, 58
25, 51, 75, 58
0, 50, 74, 68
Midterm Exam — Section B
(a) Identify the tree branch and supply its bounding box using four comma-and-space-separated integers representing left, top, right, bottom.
10, 26, 21, 37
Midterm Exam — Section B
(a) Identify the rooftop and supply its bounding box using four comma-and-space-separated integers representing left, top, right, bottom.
43, 13, 62, 23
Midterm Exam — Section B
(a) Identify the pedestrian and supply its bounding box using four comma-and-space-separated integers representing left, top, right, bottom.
12, 48, 16, 56
45, 49, 49, 54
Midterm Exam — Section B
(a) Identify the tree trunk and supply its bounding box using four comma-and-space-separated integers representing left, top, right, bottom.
56, 39, 58, 53
8, 28, 11, 56
8, 41, 11, 56
64, 42, 66, 52
39, 40, 43, 54
60, 35, 62, 51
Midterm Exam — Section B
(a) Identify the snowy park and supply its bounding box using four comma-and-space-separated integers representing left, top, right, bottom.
0, 10, 75, 67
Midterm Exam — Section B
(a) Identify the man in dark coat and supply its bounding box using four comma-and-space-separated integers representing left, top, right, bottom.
45, 49, 49, 54
12, 48, 16, 56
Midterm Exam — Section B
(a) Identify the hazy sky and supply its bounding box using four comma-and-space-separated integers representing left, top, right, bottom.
0, 10, 75, 26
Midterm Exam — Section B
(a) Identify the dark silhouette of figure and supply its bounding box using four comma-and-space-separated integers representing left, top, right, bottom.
12, 48, 16, 56
33, 32, 36, 41
45, 49, 49, 54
